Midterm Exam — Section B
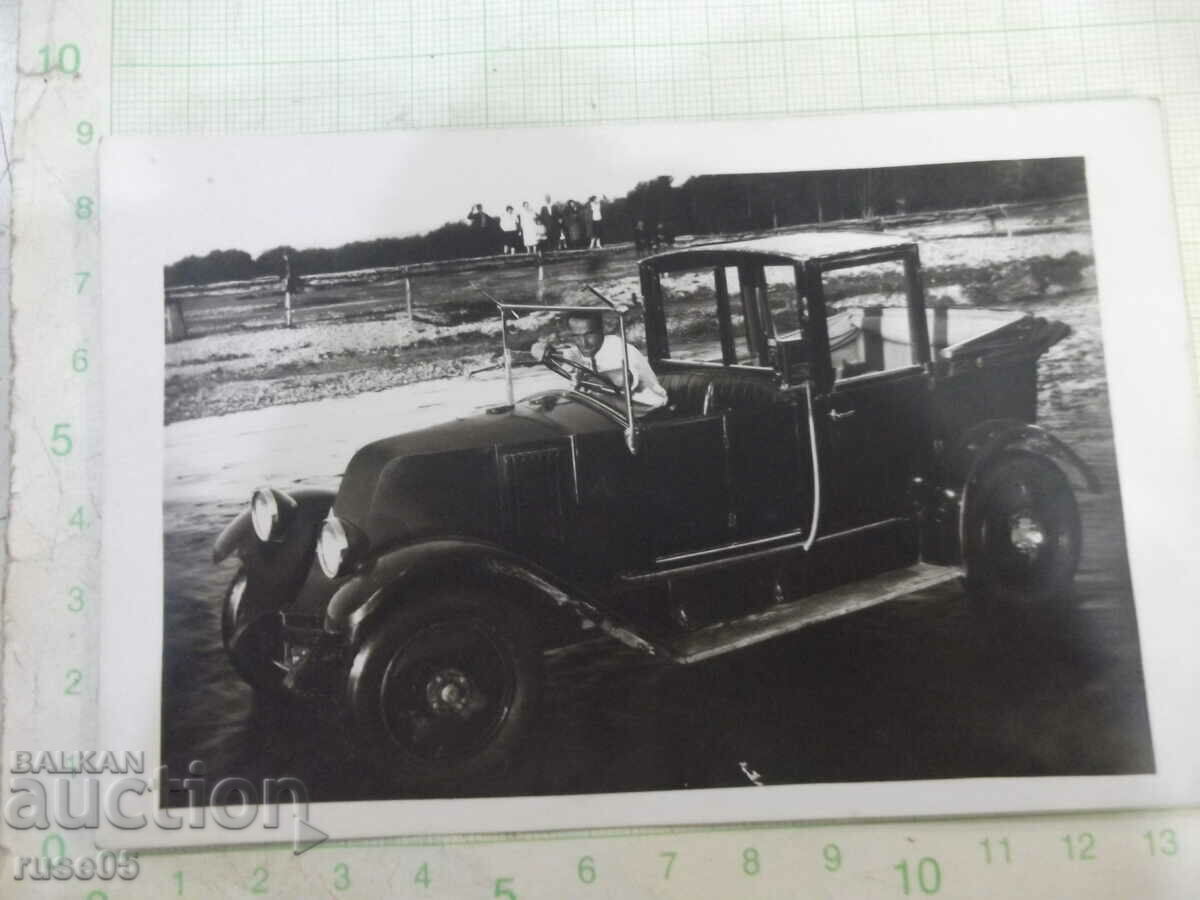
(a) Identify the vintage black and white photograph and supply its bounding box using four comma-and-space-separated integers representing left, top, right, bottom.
99, 106, 1200, 841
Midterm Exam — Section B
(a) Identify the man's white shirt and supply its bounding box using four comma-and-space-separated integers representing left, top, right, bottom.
560, 336, 668, 409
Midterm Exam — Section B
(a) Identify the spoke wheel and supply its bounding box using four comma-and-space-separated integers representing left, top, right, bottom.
379, 620, 518, 765
349, 586, 541, 792
965, 452, 1081, 610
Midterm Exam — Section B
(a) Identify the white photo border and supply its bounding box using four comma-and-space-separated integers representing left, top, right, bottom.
100, 99, 1200, 849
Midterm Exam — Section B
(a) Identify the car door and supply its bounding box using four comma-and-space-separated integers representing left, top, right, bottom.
640, 414, 731, 560
724, 263, 814, 541
818, 364, 928, 532
807, 254, 933, 535
724, 389, 812, 540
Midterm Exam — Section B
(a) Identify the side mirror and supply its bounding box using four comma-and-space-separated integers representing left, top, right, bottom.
774, 338, 810, 389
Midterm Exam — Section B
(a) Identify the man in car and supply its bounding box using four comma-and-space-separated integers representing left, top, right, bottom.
531, 309, 668, 410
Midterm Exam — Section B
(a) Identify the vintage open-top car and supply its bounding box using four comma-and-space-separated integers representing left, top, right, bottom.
215, 232, 1093, 791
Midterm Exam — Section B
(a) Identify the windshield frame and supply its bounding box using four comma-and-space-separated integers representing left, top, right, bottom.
491, 294, 640, 453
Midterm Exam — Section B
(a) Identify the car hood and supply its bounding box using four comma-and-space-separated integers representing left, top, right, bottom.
333, 391, 618, 523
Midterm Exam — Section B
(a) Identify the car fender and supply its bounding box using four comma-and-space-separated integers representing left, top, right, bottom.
948, 419, 1099, 562
213, 509, 256, 564
325, 538, 661, 657
214, 488, 336, 623
213, 487, 336, 562
951, 419, 1100, 491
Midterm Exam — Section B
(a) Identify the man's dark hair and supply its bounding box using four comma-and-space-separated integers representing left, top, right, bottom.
564, 309, 604, 329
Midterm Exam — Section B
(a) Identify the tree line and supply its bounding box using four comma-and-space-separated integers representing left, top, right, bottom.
165, 158, 1084, 287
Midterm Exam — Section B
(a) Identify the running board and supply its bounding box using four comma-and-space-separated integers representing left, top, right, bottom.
663, 563, 962, 665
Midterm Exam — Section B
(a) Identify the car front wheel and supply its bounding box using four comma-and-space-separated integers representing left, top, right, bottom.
964, 452, 1081, 611
221, 570, 288, 696
347, 585, 541, 795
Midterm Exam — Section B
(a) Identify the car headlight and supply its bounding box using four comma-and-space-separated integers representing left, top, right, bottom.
317, 515, 365, 579
250, 487, 296, 542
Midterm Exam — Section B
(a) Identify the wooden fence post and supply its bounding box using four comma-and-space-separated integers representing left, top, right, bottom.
405, 276, 413, 323
165, 298, 187, 342
536, 264, 544, 304
284, 289, 293, 328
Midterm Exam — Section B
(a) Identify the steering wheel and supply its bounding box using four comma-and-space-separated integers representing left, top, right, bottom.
541, 347, 623, 397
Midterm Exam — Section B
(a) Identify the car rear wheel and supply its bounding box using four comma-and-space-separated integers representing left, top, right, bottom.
964, 452, 1081, 612
221, 570, 288, 696
348, 585, 541, 794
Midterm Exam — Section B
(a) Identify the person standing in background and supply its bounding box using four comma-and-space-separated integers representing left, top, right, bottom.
588, 195, 604, 248
654, 220, 674, 250
466, 203, 491, 256
581, 197, 595, 248
521, 201, 542, 257
565, 200, 584, 249
633, 219, 650, 253
535, 209, 548, 254
556, 204, 569, 250
540, 195, 557, 251
498, 205, 520, 255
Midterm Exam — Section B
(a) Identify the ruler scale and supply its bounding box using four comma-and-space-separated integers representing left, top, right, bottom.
8, 0, 111, 886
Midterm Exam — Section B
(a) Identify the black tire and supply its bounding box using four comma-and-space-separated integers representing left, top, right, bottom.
347, 584, 541, 794
221, 571, 288, 696
964, 452, 1081, 611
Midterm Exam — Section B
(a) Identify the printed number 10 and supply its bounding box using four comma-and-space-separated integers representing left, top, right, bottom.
38, 43, 81, 74
895, 857, 941, 895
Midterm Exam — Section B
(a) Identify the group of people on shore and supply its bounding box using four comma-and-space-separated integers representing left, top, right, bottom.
467, 195, 606, 257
